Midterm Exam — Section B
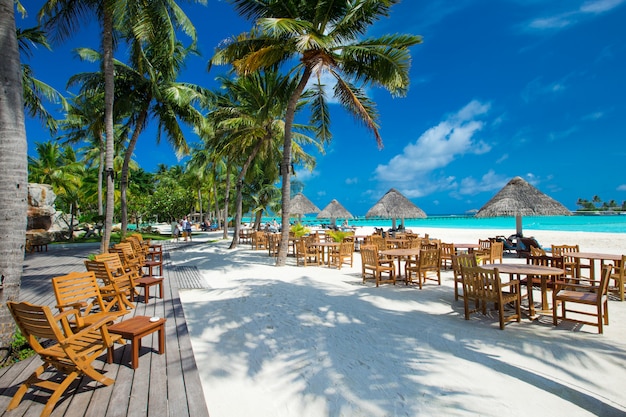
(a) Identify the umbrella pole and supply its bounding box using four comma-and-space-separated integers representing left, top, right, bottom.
516, 215, 523, 236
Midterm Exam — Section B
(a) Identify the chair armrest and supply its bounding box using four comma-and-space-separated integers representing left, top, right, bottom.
56, 301, 88, 310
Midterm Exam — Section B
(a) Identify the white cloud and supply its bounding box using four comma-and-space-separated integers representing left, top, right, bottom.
617, 184, 626, 191
524, 0, 625, 32
373, 100, 492, 196
345, 177, 358, 185
295, 168, 319, 182
457, 170, 509, 195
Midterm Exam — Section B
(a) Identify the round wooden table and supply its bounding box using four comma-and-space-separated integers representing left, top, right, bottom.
381, 248, 421, 279
481, 263, 564, 317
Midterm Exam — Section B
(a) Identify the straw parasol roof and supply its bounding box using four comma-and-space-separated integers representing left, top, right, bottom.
317, 199, 353, 220
288, 193, 320, 216
475, 176, 571, 235
365, 188, 427, 228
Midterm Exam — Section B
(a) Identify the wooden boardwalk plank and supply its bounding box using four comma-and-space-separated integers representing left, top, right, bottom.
0, 241, 210, 417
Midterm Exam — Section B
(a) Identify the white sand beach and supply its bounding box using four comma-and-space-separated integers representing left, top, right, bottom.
172, 227, 626, 417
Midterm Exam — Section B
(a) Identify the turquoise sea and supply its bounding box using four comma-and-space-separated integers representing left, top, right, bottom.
278, 215, 626, 234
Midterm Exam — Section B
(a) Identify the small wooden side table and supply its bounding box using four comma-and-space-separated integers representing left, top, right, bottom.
108, 316, 166, 369
136, 276, 164, 304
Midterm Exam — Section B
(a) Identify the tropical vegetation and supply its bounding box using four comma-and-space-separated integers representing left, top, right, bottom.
0, 0, 420, 346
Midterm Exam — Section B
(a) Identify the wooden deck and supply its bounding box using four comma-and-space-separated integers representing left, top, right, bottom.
0, 241, 211, 417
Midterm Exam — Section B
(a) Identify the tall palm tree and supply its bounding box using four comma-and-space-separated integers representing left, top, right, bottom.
0, 0, 28, 348
212, 0, 421, 265
210, 70, 319, 248
39, 0, 118, 252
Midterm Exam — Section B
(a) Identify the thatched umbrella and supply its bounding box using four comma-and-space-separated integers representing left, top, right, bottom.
317, 199, 353, 227
475, 176, 571, 235
365, 188, 427, 229
288, 193, 320, 222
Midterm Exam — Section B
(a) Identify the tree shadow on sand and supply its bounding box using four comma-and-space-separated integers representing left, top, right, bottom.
177, 242, 626, 416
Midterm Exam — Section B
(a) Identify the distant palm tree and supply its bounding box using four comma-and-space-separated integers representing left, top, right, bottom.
212, 0, 422, 265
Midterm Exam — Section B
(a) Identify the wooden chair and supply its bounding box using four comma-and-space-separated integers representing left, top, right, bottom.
440, 242, 455, 269
361, 245, 395, 287
85, 258, 139, 308
460, 265, 522, 330
52, 271, 130, 327
268, 233, 280, 257
128, 234, 164, 275
451, 253, 478, 301
405, 248, 441, 289
295, 238, 320, 266
110, 242, 144, 276
522, 255, 565, 309
475, 239, 491, 256
609, 254, 625, 301
551, 244, 592, 282
476, 241, 503, 264
251, 231, 268, 250
6, 301, 122, 417
329, 241, 354, 270
552, 265, 611, 334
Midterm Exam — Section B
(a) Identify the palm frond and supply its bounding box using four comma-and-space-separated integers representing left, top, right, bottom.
331, 73, 382, 148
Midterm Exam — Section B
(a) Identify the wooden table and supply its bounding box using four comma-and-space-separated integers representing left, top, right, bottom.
312, 242, 340, 266
453, 243, 480, 253
108, 315, 167, 369
482, 263, 564, 317
381, 248, 421, 280
136, 276, 164, 304
568, 252, 622, 281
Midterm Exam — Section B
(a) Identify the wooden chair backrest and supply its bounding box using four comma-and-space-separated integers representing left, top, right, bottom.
440, 242, 454, 258
551, 244, 579, 257
461, 266, 502, 303
478, 239, 491, 250
419, 248, 440, 270
360, 245, 379, 266
53, 271, 107, 315
340, 241, 354, 256
452, 253, 478, 277
84, 259, 136, 307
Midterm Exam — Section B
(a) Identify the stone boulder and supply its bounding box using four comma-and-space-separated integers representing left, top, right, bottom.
26, 183, 57, 245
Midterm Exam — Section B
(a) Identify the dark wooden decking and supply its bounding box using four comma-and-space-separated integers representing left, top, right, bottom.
0, 241, 210, 417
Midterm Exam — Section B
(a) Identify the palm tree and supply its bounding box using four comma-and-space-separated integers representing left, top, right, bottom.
210, 70, 319, 248
212, 0, 421, 265
0, 0, 29, 348
28, 141, 85, 239
39, 0, 118, 252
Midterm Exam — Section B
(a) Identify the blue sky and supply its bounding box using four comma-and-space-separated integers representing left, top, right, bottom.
19, 0, 626, 216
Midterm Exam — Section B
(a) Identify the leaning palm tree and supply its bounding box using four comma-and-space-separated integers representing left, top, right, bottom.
212, 0, 422, 265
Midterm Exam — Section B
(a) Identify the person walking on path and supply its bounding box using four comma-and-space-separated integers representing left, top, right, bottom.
183, 216, 193, 241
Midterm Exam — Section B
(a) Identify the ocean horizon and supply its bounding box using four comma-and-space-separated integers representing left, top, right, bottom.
256, 215, 626, 234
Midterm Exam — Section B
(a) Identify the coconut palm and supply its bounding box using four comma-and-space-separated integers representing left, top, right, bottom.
210, 70, 319, 248
212, 0, 422, 265
0, 0, 28, 348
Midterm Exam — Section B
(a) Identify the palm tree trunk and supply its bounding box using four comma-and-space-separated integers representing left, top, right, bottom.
229, 136, 268, 249
276, 68, 311, 266
0, 0, 28, 347
98, 133, 104, 215
101, 8, 115, 253
222, 161, 232, 240
120, 108, 149, 238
